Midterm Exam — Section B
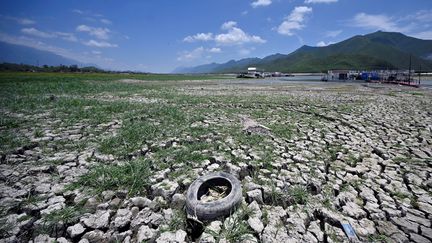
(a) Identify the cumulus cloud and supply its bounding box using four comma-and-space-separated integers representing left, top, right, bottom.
21, 28, 55, 38
351, 13, 407, 32
182, 21, 265, 46
251, 0, 272, 8
277, 6, 312, 36
215, 21, 266, 45
84, 39, 118, 48
305, 0, 338, 3
316, 41, 334, 47
76, 25, 110, 40
221, 21, 238, 30
183, 33, 213, 42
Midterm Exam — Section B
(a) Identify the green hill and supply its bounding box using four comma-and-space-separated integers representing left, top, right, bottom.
175, 31, 432, 73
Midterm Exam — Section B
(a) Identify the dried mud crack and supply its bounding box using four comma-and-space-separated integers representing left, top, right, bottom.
0, 77, 431, 243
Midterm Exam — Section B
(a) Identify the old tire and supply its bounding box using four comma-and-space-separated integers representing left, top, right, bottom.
186, 172, 242, 220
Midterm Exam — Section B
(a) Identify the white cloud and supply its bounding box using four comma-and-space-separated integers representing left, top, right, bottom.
84, 39, 118, 48
251, 0, 272, 8
325, 30, 342, 38
305, 0, 338, 3
208, 47, 222, 53
76, 25, 111, 40
183, 21, 265, 46
277, 6, 312, 36
100, 18, 112, 25
21, 28, 55, 38
21, 27, 78, 42
316, 41, 334, 47
91, 50, 102, 55
183, 33, 213, 42
221, 21, 238, 30
351, 13, 407, 32
215, 21, 266, 45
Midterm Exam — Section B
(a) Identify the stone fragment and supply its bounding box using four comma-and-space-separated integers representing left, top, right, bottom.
137, 225, 157, 242
376, 221, 409, 242
171, 193, 186, 209
82, 210, 111, 229
410, 233, 429, 243
342, 202, 367, 219
82, 230, 105, 243
248, 217, 264, 233
391, 217, 419, 234
113, 208, 132, 229
130, 197, 151, 208
156, 229, 187, 243
151, 180, 179, 200
247, 189, 263, 204
67, 223, 86, 238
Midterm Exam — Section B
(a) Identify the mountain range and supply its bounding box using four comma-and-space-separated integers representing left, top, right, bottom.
174, 31, 432, 73
0, 41, 88, 67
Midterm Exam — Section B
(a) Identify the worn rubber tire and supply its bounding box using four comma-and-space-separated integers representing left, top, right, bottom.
186, 172, 242, 220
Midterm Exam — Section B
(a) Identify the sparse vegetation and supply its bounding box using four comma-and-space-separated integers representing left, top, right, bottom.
68, 158, 151, 196
288, 185, 309, 205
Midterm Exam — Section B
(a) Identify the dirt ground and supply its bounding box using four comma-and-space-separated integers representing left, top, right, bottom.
1, 77, 431, 242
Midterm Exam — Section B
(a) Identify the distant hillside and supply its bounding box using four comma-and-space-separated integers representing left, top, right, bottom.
175, 31, 432, 73
0, 41, 86, 67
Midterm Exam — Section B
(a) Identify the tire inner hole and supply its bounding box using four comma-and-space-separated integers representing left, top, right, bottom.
197, 177, 232, 202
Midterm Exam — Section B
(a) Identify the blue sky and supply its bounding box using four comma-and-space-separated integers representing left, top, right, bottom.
0, 0, 431, 72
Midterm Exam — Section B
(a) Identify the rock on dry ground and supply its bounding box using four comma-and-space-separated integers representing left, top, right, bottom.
0, 78, 431, 242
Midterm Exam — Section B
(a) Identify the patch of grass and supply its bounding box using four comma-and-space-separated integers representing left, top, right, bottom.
345, 154, 362, 167
410, 196, 419, 209
267, 183, 284, 206
211, 207, 254, 242
368, 234, 390, 242
288, 185, 309, 205
0, 130, 29, 153
68, 158, 151, 196
391, 191, 410, 200
40, 204, 87, 234
33, 128, 44, 138
269, 123, 295, 140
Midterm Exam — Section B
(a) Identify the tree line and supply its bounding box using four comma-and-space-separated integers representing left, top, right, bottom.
0, 63, 148, 74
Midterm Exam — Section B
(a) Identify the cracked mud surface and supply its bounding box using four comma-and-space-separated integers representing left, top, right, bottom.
0, 76, 431, 243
